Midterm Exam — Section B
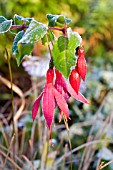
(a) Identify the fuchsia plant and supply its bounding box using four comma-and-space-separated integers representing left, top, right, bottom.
0, 13, 88, 132
32, 66, 88, 130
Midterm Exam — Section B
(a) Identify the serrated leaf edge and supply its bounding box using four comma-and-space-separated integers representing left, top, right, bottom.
18, 19, 47, 44
67, 27, 82, 46
0, 19, 13, 34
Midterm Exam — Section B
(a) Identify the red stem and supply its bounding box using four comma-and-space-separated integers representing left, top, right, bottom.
48, 26, 64, 32
10, 25, 28, 30
48, 25, 67, 36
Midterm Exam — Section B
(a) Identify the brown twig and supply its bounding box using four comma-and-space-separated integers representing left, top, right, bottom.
54, 139, 112, 167
0, 150, 22, 170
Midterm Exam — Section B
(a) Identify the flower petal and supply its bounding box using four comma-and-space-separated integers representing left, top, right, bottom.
67, 83, 89, 104
54, 88, 70, 118
55, 69, 70, 100
42, 84, 55, 129
32, 93, 43, 121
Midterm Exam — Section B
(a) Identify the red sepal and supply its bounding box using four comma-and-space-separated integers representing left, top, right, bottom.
55, 69, 70, 100
32, 93, 43, 121
42, 84, 55, 129
67, 83, 89, 104
54, 88, 70, 118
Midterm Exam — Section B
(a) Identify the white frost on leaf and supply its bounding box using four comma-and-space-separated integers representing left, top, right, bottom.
0, 19, 12, 34
67, 27, 82, 46
18, 20, 47, 44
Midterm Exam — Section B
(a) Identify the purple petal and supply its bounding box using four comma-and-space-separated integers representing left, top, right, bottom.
54, 88, 70, 118
55, 69, 70, 100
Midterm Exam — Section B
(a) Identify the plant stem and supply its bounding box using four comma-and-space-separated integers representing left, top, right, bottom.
48, 26, 64, 32
0, 150, 22, 170
55, 139, 112, 166
40, 127, 49, 170
10, 25, 28, 30
46, 34, 54, 69
5, 49, 15, 136
5, 49, 16, 169
3, 135, 15, 168
63, 113, 72, 170
48, 26, 67, 35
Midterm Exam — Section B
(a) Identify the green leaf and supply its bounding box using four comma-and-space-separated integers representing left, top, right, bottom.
67, 28, 82, 49
0, 16, 12, 33
47, 14, 72, 27
14, 14, 33, 25
52, 36, 75, 78
52, 29, 82, 78
0, 16, 7, 23
42, 29, 56, 45
18, 20, 47, 44
58, 36, 68, 52
12, 31, 24, 55
16, 42, 34, 66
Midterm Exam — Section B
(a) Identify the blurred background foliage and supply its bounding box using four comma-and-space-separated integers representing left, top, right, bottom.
0, 0, 113, 169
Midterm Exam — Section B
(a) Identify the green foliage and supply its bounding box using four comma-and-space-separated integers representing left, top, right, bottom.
42, 30, 56, 45
0, 13, 82, 77
12, 30, 34, 66
52, 28, 82, 78
12, 30, 24, 55
47, 14, 72, 27
17, 42, 34, 66
19, 20, 47, 44
67, 28, 82, 50
0, 16, 12, 33
14, 14, 33, 25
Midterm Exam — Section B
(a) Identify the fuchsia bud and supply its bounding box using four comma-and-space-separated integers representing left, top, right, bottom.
69, 67, 80, 94
77, 47, 87, 81
78, 46, 84, 57
46, 68, 54, 84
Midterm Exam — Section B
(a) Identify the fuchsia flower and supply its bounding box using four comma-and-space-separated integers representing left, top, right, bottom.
32, 68, 70, 129
55, 69, 88, 104
69, 46, 87, 94
32, 67, 88, 130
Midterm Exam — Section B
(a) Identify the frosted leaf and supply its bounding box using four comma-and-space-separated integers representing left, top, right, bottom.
67, 27, 82, 46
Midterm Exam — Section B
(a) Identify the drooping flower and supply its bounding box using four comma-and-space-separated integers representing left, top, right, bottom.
77, 46, 87, 81
55, 69, 88, 104
32, 68, 70, 129
69, 66, 80, 94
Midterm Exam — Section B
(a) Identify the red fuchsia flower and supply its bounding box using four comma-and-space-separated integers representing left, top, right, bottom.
55, 69, 89, 104
69, 66, 80, 94
77, 46, 87, 81
69, 46, 87, 93
32, 68, 70, 129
